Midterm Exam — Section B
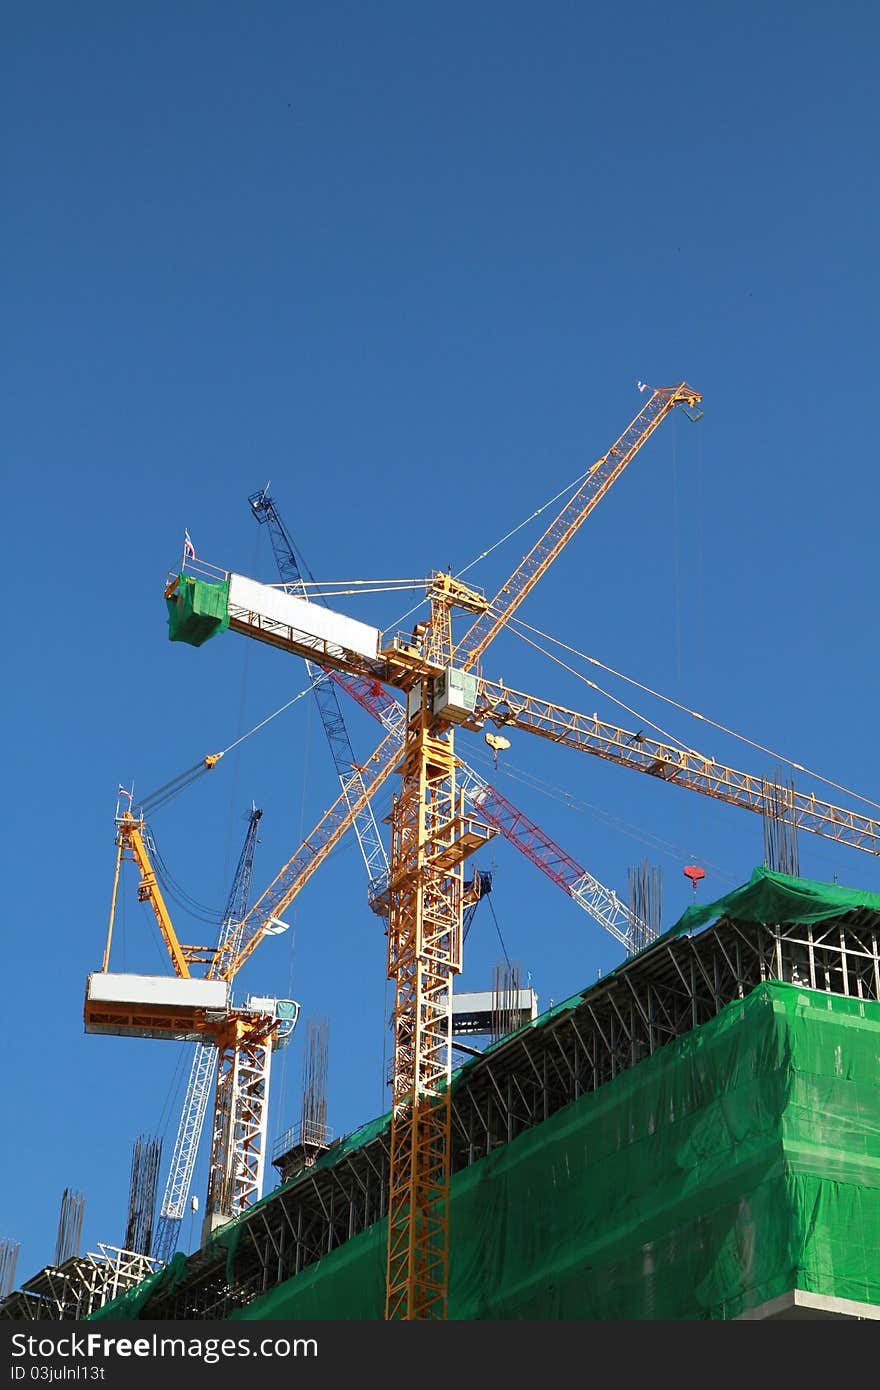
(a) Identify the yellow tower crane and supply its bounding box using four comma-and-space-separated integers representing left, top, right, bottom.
161, 382, 880, 1317
87, 798, 300, 1238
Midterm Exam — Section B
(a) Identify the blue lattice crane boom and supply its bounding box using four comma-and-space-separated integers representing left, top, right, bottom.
152, 806, 264, 1262
249, 487, 389, 888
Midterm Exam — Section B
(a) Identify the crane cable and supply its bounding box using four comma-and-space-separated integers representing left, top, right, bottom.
485, 892, 513, 972
136, 682, 315, 819
466, 744, 739, 887
506, 619, 693, 754
385, 463, 597, 633
148, 836, 225, 924
504, 613, 880, 816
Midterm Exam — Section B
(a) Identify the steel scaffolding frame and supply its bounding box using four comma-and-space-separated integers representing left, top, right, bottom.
0, 1245, 160, 1321
55, 907, 880, 1320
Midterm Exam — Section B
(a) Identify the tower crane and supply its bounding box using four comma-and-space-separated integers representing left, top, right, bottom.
86, 800, 300, 1248
152, 806, 264, 1263
332, 670, 646, 951
164, 382, 715, 1317
164, 365, 880, 1319
163, 376, 880, 1316
251, 488, 649, 951
149, 491, 393, 1268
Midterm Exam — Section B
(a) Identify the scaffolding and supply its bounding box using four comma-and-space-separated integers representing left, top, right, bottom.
0, 1245, 161, 1321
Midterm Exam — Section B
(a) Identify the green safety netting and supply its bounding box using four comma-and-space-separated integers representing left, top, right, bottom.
662, 864, 880, 941
88, 1252, 189, 1321
166, 574, 230, 647
91, 860, 880, 1322
223, 981, 880, 1320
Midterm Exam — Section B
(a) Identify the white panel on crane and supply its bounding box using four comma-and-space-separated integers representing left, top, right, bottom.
83, 972, 230, 1042
86, 973, 229, 1010
228, 574, 380, 662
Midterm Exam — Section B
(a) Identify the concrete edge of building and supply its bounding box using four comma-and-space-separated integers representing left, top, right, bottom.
737, 1289, 880, 1320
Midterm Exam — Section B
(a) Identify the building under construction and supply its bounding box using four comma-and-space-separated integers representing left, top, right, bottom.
7, 389, 879, 1323
73, 866, 880, 1322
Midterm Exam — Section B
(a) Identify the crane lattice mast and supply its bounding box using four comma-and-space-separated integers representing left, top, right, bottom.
152, 807, 264, 1263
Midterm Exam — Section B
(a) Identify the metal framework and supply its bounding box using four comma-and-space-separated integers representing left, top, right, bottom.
153, 1043, 216, 1261
124, 902, 880, 1321
385, 674, 493, 1318
105, 816, 193, 977
455, 383, 702, 667
93, 805, 298, 1252
0, 1245, 161, 1322
153, 808, 265, 1262
207, 1019, 275, 1219
224, 730, 402, 979
330, 670, 649, 950
472, 679, 880, 856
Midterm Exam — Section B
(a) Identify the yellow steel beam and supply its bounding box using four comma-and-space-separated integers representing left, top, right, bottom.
119, 815, 192, 978
454, 383, 701, 671
473, 679, 880, 856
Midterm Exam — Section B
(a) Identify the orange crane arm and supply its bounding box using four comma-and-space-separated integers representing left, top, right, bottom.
108, 814, 192, 978
473, 678, 880, 856
220, 727, 402, 981
454, 383, 702, 671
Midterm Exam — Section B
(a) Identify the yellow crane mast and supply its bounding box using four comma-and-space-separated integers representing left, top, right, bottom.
164, 383, 706, 1317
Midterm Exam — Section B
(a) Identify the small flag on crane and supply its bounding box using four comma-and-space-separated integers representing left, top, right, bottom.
637, 380, 650, 394
183, 529, 196, 559
117, 784, 134, 805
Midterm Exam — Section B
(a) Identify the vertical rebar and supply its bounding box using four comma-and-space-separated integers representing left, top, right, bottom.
491, 961, 522, 1042
124, 1134, 163, 1256
0, 1239, 20, 1297
627, 860, 662, 952
55, 1188, 85, 1265
762, 765, 801, 877
300, 1017, 329, 1148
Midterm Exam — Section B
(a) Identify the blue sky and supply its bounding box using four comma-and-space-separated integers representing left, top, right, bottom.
3, 2, 878, 1284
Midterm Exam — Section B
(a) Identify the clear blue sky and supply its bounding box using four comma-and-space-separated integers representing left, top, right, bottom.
3, 2, 878, 1284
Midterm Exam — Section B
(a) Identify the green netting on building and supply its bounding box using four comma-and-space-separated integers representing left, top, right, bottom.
225, 982, 880, 1320
662, 863, 880, 942
166, 574, 230, 647
89, 1252, 189, 1321
90, 864, 880, 1321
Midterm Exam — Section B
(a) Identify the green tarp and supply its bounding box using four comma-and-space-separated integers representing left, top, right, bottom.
88, 1252, 189, 1321
662, 864, 880, 941
225, 981, 880, 1320
166, 574, 230, 647
97, 980, 880, 1319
